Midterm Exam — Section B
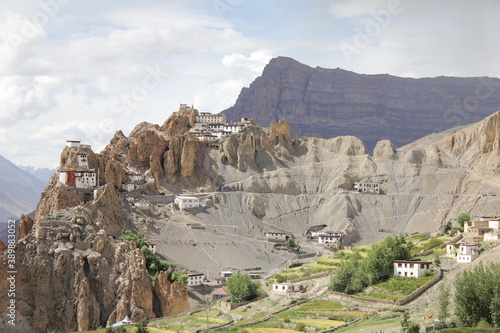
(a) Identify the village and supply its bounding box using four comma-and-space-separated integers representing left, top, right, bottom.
52, 107, 500, 332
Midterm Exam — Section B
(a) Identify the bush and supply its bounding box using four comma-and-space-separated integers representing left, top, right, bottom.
296, 322, 306, 331
423, 238, 443, 251
457, 212, 471, 228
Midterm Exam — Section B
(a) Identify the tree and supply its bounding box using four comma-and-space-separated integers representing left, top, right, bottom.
438, 283, 450, 327
119, 227, 147, 248
400, 311, 420, 333
136, 318, 149, 333
285, 234, 297, 250
457, 212, 471, 228
433, 253, 441, 267
171, 269, 188, 284
226, 273, 261, 303
454, 262, 500, 327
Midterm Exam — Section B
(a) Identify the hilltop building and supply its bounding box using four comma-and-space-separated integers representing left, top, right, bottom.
59, 140, 97, 189
180, 104, 254, 147
59, 170, 97, 188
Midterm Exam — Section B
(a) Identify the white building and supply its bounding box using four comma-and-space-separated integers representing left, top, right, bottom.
59, 170, 97, 188
489, 219, 500, 229
146, 242, 156, 254
187, 272, 205, 286
220, 271, 233, 280
272, 283, 304, 293
134, 202, 150, 210
121, 183, 136, 192
456, 243, 481, 263
175, 196, 200, 211
66, 140, 91, 149
484, 232, 500, 242
195, 112, 226, 124
393, 260, 431, 278
318, 234, 342, 244
354, 179, 380, 194
77, 153, 88, 168
265, 232, 288, 242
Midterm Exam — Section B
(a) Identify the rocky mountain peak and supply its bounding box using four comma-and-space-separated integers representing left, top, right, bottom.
223, 57, 500, 152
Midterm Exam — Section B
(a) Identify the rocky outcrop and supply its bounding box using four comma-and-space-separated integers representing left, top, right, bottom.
0, 209, 188, 333
0, 239, 6, 254
373, 140, 396, 159
16, 214, 34, 240
223, 56, 500, 152
154, 272, 190, 317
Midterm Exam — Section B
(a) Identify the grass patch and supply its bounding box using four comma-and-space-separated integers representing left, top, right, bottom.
245, 328, 300, 333
409, 234, 430, 240
290, 318, 345, 329
358, 273, 436, 302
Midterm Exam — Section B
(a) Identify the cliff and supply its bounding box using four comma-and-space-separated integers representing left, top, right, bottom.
0, 208, 189, 332
222, 57, 500, 152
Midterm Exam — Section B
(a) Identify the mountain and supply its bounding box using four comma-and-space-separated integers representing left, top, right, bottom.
0, 155, 46, 222
222, 56, 500, 152
18, 165, 57, 184
0, 105, 498, 332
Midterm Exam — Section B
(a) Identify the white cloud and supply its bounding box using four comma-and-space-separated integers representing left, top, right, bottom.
222, 50, 274, 75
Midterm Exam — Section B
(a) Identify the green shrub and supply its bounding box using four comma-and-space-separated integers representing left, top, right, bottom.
423, 238, 443, 251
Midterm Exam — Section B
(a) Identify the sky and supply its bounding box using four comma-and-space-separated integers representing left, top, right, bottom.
1, 0, 499, 168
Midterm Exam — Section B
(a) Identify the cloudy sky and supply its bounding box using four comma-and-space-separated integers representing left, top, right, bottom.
1, 0, 499, 168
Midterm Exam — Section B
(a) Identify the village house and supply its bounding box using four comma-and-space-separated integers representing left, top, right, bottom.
456, 243, 481, 263
248, 272, 263, 280
354, 179, 380, 194
211, 287, 229, 301
174, 196, 200, 211
271, 283, 304, 294
134, 202, 150, 210
187, 272, 205, 286
145, 241, 156, 254
318, 234, 343, 244
265, 232, 289, 242
393, 260, 432, 278
489, 219, 500, 229
464, 219, 491, 238
121, 183, 136, 192
306, 224, 327, 239
484, 231, 500, 242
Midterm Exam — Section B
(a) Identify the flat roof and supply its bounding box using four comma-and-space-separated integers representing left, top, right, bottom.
176, 196, 199, 200
394, 260, 432, 264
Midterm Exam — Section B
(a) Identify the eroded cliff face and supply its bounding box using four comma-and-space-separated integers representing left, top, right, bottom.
223, 56, 500, 152
0, 209, 189, 333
